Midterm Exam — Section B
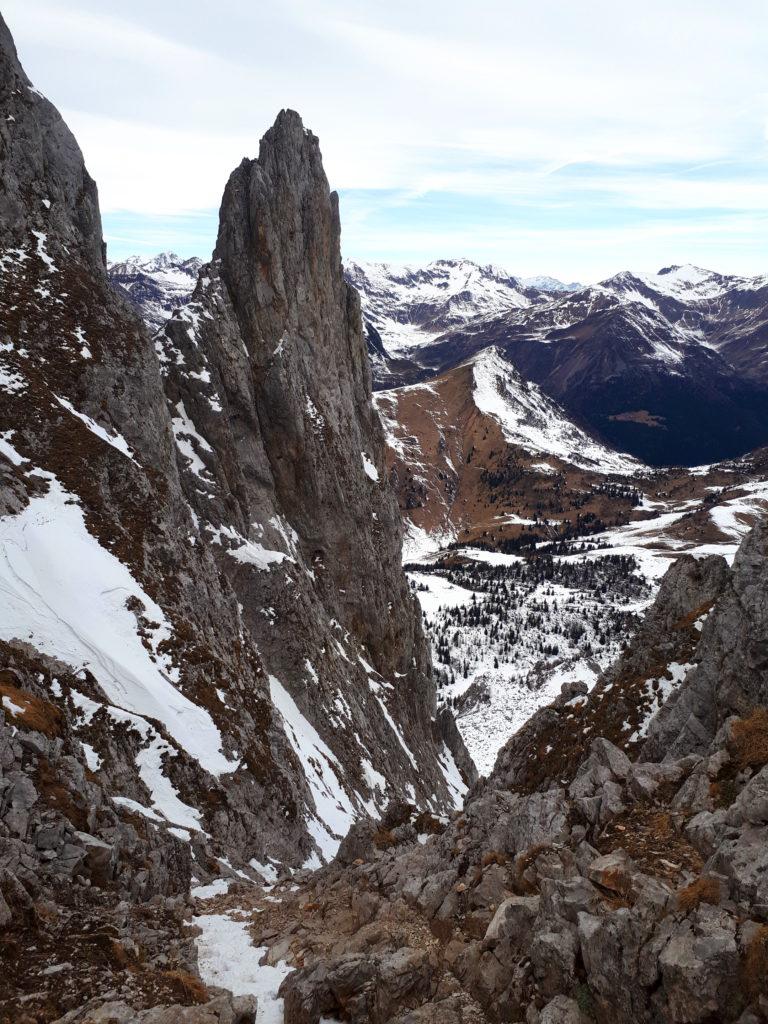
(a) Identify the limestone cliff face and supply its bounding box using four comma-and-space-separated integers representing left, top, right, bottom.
158, 111, 473, 845
0, 11, 469, 895
0, 17, 102, 269
212, 112, 428, 693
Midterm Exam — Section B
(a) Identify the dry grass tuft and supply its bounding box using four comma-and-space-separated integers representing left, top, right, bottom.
429, 917, 455, 945
33, 756, 88, 830
709, 778, 738, 808
0, 677, 62, 737
677, 875, 721, 913
732, 709, 768, 769
598, 868, 633, 898
414, 811, 445, 836
743, 925, 768, 999
481, 850, 508, 868
513, 842, 552, 893
373, 828, 398, 850
161, 969, 209, 1004
596, 807, 702, 883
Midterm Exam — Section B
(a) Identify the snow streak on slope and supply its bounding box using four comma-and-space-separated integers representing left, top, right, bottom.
0, 470, 236, 777
268, 674, 356, 862
471, 348, 640, 474
708, 479, 768, 544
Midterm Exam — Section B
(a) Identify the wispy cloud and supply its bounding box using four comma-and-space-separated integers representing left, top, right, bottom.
7, 0, 767, 275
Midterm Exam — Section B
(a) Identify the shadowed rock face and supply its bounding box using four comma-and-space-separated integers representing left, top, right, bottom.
0, 13, 311, 872
159, 109, 473, 829
0, 3, 470, 914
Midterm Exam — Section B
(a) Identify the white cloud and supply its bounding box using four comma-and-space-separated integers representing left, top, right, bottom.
4, 0, 767, 274
62, 111, 256, 214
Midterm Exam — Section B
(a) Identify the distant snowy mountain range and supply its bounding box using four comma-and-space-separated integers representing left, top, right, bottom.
344, 258, 582, 360
108, 253, 582, 341
347, 258, 767, 365
108, 252, 202, 331
349, 258, 768, 465
110, 254, 768, 466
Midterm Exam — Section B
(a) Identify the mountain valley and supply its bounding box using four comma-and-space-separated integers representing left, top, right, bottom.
111, 254, 768, 781
2, 11, 768, 1024
351, 259, 768, 466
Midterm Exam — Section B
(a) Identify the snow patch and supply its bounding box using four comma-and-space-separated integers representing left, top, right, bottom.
195, 912, 293, 1022
361, 451, 379, 482
31, 230, 57, 271
268, 675, 356, 860
0, 473, 236, 777
55, 396, 136, 463
0, 367, 26, 394
191, 878, 232, 900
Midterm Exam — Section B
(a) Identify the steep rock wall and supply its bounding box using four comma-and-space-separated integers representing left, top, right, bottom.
0, 17, 470, 882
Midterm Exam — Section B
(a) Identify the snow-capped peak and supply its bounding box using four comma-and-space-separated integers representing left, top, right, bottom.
520, 274, 582, 293
599, 264, 763, 304
108, 253, 204, 332
469, 347, 641, 475
345, 259, 539, 359
108, 251, 203, 276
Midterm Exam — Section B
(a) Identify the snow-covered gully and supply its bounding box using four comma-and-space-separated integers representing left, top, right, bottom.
192, 880, 343, 1024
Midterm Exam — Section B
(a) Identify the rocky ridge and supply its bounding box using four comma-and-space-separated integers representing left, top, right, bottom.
0, 15, 472, 1019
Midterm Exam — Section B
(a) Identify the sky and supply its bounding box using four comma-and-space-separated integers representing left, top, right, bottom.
6, 1, 768, 282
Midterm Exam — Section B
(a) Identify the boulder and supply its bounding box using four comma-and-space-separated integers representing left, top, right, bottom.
729, 766, 768, 826
336, 819, 377, 865
539, 995, 591, 1024
587, 850, 635, 895
539, 877, 603, 924
590, 738, 631, 781
484, 895, 540, 943
530, 928, 577, 997
657, 907, 739, 1023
